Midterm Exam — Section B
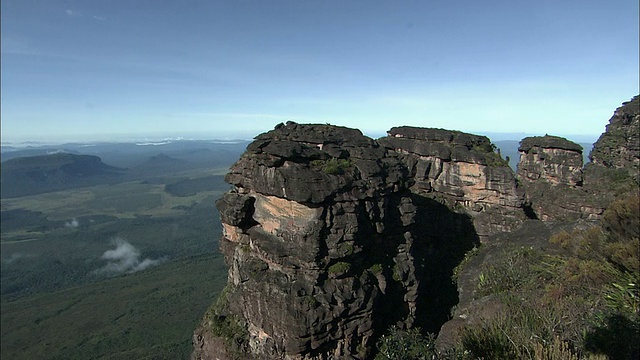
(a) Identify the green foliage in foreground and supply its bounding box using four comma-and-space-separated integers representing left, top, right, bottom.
377, 192, 639, 360
375, 326, 437, 360
203, 284, 249, 356
1, 254, 227, 360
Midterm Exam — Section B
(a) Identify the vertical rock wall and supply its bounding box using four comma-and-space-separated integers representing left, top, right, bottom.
379, 126, 524, 239
590, 95, 640, 175
516, 135, 591, 221
193, 95, 639, 359
193, 123, 494, 359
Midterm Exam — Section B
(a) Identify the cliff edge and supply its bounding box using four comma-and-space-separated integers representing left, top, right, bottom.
193, 96, 639, 359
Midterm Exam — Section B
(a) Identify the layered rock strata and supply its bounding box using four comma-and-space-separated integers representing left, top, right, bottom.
379, 126, 524, 238
590, 95, 640, 176
516, 135, 593, 221
438, 95, 639, 349
193, 95, 639, 360
516, 96, 640, 221
193, 123, 491, 359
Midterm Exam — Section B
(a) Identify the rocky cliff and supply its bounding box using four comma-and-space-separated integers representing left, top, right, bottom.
515, 135, 593, 221
515, 95, 639, 222
590, 95, 640, 176
378, 126, 524, 238
193, 96, 639, 359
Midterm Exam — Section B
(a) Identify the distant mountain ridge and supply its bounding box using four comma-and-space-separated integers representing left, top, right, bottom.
1, 153, 125, 198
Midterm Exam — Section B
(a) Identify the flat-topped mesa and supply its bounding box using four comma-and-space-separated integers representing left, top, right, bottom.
196, 122, 428, 360
224, 122, 406, 204
517, 135, 584, 187
379, 126, 524, 238
515, 135, 595, 221
590, 95, 640, 178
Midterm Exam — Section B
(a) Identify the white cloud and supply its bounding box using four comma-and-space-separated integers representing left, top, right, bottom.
65, 218, 79, 228
65, 9, 82, 17
94, 238, 166, 275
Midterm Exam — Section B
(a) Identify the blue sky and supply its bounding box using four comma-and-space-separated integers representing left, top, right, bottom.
1, 0, 638, 143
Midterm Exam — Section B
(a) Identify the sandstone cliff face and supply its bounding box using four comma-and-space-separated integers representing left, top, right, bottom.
439, 96, 639, 352
590, 95, 640, 177
193, 96, 639, 360
379, 126, 524, 238
193, 123, 483, 359
515, 96, 640, 222
515, 135, 592, 221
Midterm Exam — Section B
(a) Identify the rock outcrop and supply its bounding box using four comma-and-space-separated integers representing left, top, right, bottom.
379, 126, 524, 238
439, 95, 639, 351
193, 95, 640, 360
515, 96, 640, 222
193, 123, 485, 359
515, 135, 593, 221
590, 95, 640, 176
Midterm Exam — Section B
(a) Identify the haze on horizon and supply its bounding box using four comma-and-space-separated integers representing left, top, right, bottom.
1, 0, 638, 144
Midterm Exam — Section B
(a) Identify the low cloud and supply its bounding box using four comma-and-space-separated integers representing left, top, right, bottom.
94, 238, 166, 275
65, 218, 80, 228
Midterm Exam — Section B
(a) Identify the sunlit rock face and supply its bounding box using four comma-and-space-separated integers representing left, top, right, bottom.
515, 135, 591, 221
590, 95, 640, 177
518, 135, 584, 187
192, 97, 640, 360
515, 96, 640, 222
193, 123, 488, 359
379, 126, 525, 239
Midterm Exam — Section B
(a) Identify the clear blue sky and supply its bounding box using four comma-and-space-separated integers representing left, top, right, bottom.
1, 0, 638, 143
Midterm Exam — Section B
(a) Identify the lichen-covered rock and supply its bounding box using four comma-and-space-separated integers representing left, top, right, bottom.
516, 135, 592, 221
379, 126, 524, 238
195, 123, 479, 359
194, 96, 639, 359
590, 95, 640, 177
516, 95, 640, 222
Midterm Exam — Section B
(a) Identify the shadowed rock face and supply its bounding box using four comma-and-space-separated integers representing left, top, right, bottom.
193, 96, 639, 360
193, 123, 483, 360
379, 127, 524, 238
515, 96, 640, 222
590, 95, 640, 177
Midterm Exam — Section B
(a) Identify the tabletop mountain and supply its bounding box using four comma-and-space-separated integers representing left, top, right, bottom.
192, 96, 639, 359
0, 153, 125, 198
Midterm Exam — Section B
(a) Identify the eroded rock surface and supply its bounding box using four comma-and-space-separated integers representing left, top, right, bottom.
590, 95, 640, 176
193, 123, 483, 359
516, 135, 591, 221
193, 96, 639, 360
515, 96, 640, 222
379, 126, 524, 238
440, 96, 639, 351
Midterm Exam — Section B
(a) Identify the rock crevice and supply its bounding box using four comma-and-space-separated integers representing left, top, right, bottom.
193, 95, 639, 360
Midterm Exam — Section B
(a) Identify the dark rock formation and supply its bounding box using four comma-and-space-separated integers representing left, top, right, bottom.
515, 96, 639, 221
193, 123, 482, 360
439, 96, 639, 351
193, 96, 640, 360
590, 95, 640, 176
379, 127, 524, 238
516, 135, 590, 221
